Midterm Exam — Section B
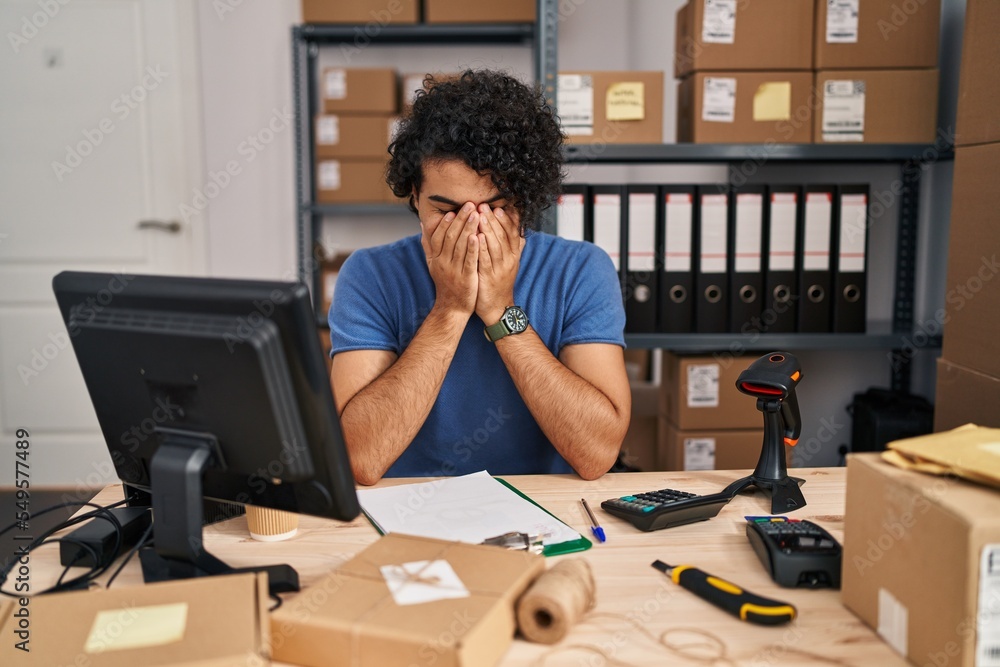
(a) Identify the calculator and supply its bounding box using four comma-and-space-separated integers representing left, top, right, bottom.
745, 516, 842, 588
600, 488, 734, 532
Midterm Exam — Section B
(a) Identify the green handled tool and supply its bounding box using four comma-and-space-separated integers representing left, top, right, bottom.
651, 560, 796, 625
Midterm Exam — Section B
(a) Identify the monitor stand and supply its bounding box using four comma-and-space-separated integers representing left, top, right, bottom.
138, 430, 299, 596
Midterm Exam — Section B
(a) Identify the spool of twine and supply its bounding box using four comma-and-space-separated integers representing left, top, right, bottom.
516, 558, 597, 644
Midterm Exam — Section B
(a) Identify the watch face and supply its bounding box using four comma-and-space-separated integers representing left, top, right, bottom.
503, 307, 528, 333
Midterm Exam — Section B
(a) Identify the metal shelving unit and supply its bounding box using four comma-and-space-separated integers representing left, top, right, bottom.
293, 0, 559, 329
293, 2, 950, 392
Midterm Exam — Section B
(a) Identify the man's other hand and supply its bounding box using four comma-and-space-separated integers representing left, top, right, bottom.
421, 201, 480, 316
475, 204, 524, 325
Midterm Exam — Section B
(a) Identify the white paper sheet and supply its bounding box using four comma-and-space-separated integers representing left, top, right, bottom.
380, 560, 470, 606
357, 471, 583, 547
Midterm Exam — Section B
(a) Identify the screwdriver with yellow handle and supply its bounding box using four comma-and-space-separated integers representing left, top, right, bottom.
651, 560, 796, 625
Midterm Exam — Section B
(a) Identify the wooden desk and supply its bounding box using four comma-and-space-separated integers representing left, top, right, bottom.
34, 469, 905, 666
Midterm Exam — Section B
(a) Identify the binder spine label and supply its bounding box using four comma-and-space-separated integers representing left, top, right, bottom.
838, 194, 868, 272
628, 193, 656, 272
557, 193, 585, 242
664, 194, 693, 272
734, 193, 763, 273
804, 192, 832, 270
769, 193, 798, 271
700, 194, 728, 272
594, 194, 621, 270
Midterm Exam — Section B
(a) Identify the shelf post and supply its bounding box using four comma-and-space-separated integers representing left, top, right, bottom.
890, 159, 922, 393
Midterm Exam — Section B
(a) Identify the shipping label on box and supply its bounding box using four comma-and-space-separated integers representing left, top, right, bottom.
702, 0, 736, 44
684, 437, 717, 470
558, 74, 594, 135
702, 77, 736, 123
686, 364, 720, 408
821, 80, 866, 142
825, 0, 860, 43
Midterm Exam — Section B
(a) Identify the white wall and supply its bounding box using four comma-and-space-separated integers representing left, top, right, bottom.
195, 1, 299, 281
194, 0, 961, 467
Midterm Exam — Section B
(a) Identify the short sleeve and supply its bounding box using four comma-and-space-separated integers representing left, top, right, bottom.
560, 243, 626, 348
329, 250, 399, 355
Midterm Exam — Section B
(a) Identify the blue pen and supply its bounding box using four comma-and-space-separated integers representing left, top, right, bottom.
581, 498, 606, 543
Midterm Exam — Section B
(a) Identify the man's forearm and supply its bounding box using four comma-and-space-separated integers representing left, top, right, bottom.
341, 306, 468, 484
493, 329, 628, 479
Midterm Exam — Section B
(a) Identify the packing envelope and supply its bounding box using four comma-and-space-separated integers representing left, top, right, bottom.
883, 423, 1000, 489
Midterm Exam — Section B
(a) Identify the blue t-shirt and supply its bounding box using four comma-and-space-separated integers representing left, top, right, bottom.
329, 231, 625, 477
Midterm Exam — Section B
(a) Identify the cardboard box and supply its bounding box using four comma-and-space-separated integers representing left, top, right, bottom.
658, 420, 767, 471
674, 0, 814, 77
315, 114, 398, 159
321, 67, 398, 114
316, 158, 397, 204
424, 0, 535, 23
559, 71, 664, 145
272, 533, 545, 667
676, 71, 814, 143
301, 0, 419, 24
619, 380, 659, 471
814, 68, 938, 143
941, 142, 1000, 376
659, 352, 762, 430
814, 0, 941, 70
842, 453, 1000, 667
934, 358, 1000, 432
320, 250, 352, 315
955, 0, 1000, 147
0, 573, 269, 666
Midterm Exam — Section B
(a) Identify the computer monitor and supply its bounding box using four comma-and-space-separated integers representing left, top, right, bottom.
52, 271, 360, 592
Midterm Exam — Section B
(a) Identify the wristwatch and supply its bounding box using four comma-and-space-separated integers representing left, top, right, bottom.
484, 306, 529, 342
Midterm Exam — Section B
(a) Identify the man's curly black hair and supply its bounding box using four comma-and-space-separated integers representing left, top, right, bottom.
386, 69, 564, 232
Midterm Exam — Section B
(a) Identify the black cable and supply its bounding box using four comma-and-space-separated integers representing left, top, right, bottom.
105, 521, 155, 589
268, 591, 283, 612
0, 497, 129, 539
0, 500, 130, 597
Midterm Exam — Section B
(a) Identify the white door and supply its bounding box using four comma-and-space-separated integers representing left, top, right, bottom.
0, 0, 205, 486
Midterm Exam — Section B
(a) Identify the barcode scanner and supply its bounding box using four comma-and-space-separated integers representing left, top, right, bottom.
723, 352, 808, 513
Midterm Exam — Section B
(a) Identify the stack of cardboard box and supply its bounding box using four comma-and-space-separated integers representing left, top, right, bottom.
557, 71, 665, 145
812, 0, 940, 144
675, 0, 941, 144
316, 68, 400, 204
302, 0, 535, 24
934, 0, 1000, 431
675, 0, 815, 143
656, 352, 769, 471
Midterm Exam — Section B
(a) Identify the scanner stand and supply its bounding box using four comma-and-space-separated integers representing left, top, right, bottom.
138, 431, 299, 596
722, 398, 806, 514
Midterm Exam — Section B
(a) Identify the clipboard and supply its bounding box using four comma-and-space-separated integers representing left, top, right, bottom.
494, 478, 592, 557
357, 472, 591, 558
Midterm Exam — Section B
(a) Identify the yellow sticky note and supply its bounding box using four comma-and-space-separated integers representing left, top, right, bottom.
752, 82, 791, 122
606, 82, 645, 121
85, 602, 188, 654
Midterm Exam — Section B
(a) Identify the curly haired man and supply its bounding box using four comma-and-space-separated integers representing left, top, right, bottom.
329, 69, 630, 484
